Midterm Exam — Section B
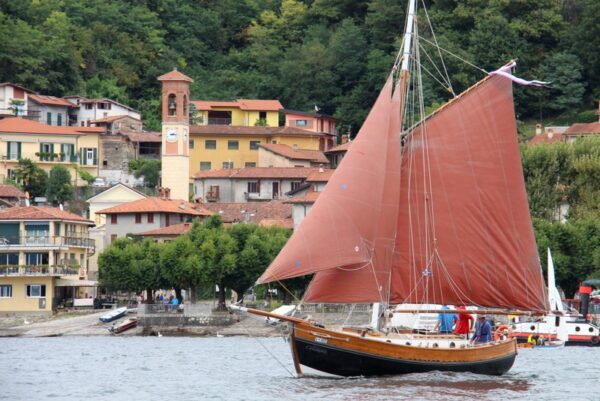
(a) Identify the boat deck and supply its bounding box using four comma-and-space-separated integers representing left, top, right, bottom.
339, 326, 476, 349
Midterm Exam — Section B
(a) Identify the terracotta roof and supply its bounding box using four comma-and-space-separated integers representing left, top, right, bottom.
137, 222, 192, 237
201, 201, 292, 227
259, 143, 329, 164
528, 133, 565, 146
191, 99, 283, 111
194, 167, 315, 180
285, 188, 321, 204
259, 218, 293, 229
0, 184, 25, 198
96, 197, 212, 216
0, 117, 104, 135
28, 95, 73, 107
0, 206, 93, 224
0, 82, 35, 93
325, 141, 351, 153
120, 130, 162, 143
306, 169, 334, 182
564, 122, 600, 135
189, 125, 325, 137
157, 69, 193, 82
93, 115, 138, 124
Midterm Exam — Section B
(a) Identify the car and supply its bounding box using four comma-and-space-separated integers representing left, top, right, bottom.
92, 178, 106, 187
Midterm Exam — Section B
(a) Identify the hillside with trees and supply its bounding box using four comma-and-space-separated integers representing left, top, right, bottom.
0, 0, 598, 132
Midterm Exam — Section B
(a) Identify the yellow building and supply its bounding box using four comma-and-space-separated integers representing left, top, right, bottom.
0, 206, 95, 313
0, 117, 104, 186
189, 125, 328, 173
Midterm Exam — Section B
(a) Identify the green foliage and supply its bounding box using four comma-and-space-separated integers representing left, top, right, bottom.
13, 159, 48, 199
46, 165, 74, 205
71, 163, 94, 185
539, 52, 585, 114
128, 159, 161, 189
98, 216, 291, 306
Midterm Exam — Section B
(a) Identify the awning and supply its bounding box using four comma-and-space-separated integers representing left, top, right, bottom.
55, 279, 98, 287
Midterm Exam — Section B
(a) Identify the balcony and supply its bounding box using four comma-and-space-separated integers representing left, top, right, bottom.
207, 118, 232, 125
0, 236, 95, 253
244, 192, 274, 201
206, 191, 220, 202
0, 265, 80, 277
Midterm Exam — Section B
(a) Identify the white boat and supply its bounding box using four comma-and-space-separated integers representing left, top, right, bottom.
99, 307, 127, 323
511, 250, 600, 346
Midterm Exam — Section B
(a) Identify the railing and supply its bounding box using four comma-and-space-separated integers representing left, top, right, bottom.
244, 192, 273, 201
0, 265, 80, 276
207, 118, 232, 125
140, 303, 183, 314
0, 236, 95, 252
205, 192, 219, 202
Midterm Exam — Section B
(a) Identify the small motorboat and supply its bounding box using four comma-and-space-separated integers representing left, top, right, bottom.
518, 338, 565, 349
109, 318, 138, 334
99, 307, 128, 323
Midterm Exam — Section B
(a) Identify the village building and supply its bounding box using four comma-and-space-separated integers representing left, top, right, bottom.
258, 143, 329, 168
96, 192, 212, 246
325, 137, 351, 168
286, 168, 333, 229
99, 130, 161, 187
201, 201, 293, 228
563, 122, 600, 143
0, 206, 95, 313
189, 125, 330, 172
91, 115, 143, 135
284, 109, 338, 150
192, 99, 282, 127
0, 83, 35, 119
0, 184, 25, 208
0, 117, 104, 186
193, 167, 317, 203
64, 96, 141, 127
27, 95, 75, 127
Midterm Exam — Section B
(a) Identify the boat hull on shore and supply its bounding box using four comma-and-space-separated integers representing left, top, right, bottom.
290, 321, 517, 377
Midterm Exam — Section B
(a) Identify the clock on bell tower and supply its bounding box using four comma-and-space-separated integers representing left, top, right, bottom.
157, 68, 193, 200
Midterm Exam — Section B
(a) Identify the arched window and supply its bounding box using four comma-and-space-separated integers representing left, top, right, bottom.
183, 95, 188, 116
168, 94, 177, 116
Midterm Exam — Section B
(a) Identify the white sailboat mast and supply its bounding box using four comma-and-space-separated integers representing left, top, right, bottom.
400, 0, 417, 72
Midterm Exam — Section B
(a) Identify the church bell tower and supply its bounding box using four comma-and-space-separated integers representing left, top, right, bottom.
157, 69, 193, 200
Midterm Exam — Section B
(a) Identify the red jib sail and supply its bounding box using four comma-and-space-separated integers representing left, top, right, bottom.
391, 75, 547, 311
258, 75, 398, 304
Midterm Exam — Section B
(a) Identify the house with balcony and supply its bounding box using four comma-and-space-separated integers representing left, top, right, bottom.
0, 83, 36, 120
0, 206, 95, 313
193, 167, 318, 203
325, 137, 351, 168
0, 117, 104, 186
191, 99, 283, 127
96, 194, 213, 246
64, 96, 141, 127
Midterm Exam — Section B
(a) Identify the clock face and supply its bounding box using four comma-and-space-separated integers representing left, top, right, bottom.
166, 129, 177, 142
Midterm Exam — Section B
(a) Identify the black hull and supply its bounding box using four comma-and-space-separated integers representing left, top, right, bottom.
295, 338, 516, 377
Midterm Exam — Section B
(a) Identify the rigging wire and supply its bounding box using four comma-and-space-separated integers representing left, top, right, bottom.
419, 36, 488, 75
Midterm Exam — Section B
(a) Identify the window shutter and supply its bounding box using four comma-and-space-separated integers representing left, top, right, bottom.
17, 142, 21, 159
93, 148, 97, 165
61, 144, 65, 161
81, 148, 86, 164
70, 145, 76, 162
50, 143, 54, 159
7, 142, 10, 159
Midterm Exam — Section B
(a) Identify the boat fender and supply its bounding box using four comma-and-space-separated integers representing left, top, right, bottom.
493, 324, 513, 342
591, 336, 600, 346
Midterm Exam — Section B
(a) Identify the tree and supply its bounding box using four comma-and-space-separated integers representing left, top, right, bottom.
128, 159, 161, 189
46, 165, 73, 205
13, 159, 47, 199
539, 52, 585, 114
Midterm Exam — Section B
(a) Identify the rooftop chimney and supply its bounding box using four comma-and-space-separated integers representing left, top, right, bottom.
341, 134, 348, 144
59, 204, 63, 211
535, 123, 542, 136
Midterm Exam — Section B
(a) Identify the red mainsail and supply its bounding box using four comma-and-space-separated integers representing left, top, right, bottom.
391, 75, 546, 311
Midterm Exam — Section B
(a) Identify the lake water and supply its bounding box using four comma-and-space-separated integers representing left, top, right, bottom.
1, 336, 599, 401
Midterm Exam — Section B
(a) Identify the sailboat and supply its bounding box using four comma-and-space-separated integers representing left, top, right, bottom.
230, 0, 548, 376
512, 250, 600, 346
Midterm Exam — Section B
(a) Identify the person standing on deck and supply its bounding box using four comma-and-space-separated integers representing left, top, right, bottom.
471, 315, 492, 343
454, 306, 474, 339
434, 305, 457, 334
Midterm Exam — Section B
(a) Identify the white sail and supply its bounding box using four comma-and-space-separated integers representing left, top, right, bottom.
547, 249, 564, 312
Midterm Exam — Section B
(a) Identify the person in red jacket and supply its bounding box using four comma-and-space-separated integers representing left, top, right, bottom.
454, 305, 474, 339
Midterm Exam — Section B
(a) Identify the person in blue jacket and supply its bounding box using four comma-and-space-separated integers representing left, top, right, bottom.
471, 315, 492, 343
